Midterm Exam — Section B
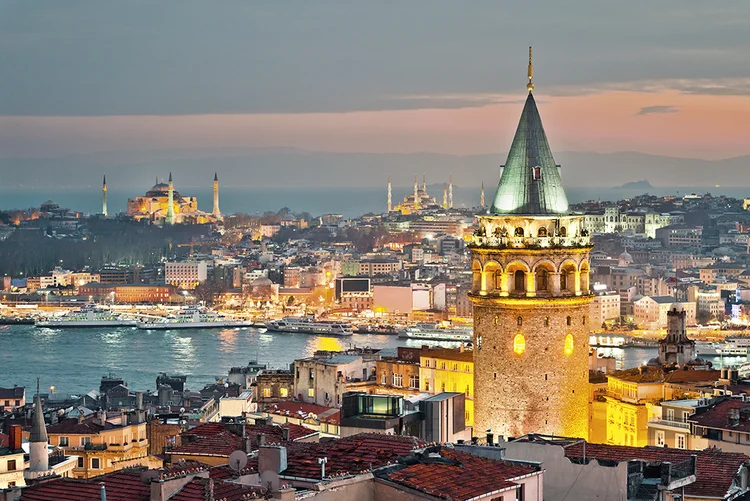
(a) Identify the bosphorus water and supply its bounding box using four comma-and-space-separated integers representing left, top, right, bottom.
2, 324, 732, 399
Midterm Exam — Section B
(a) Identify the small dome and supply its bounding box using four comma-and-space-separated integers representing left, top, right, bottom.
670, 302, 685, 312
251, 277, 272, 286
618, 250, 633, 266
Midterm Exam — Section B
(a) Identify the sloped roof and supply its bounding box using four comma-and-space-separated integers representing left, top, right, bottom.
490, 92, 569, 216
19, 469, 150, 501
167, 478, 265, 501
564, 442, 749, 499
380, 448, 540, 501
691, 399, 750, 432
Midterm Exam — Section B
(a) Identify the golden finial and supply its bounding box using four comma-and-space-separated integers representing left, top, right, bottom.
527, 46, 534, 93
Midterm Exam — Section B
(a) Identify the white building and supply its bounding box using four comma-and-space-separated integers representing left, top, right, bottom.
164, 261, 208, 289
590, 291, 621, 327
293, 354, 376, 408
218, 390, 256, 419
634, 296, 696, 330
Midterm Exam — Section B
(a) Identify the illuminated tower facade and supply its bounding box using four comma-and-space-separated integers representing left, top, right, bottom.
469, 48, 592, 440
413, 175, 419, 211
387, 175, 392, 212
443, 183, 448, 209
166, 172, 175, 225
212, 172, 222, 220
480, 181, 485, 209
102, 175, 108, 218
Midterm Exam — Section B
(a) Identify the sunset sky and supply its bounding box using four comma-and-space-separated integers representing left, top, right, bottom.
1, 1, 749, 161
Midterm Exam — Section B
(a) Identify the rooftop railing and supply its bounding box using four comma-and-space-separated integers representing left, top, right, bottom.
468, 234, 591, 250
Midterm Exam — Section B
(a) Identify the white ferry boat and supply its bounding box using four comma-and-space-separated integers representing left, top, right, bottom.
264, 317, 353, 336
398, 323, 473, 342
696, 339, 750, 357
36, 304, 136, 328
136, 307, 252, 330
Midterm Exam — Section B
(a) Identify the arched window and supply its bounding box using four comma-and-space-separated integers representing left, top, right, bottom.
544, 317, 550, 327
538, 227, 547, 237
514, 270, 525, 292
566, 316, 572, 326
559, 226, 567, 237
514, 227, 524, 237
564, 334, 574, 356
517, 316, 523, 327
537, 269, 549, 292
560, 272, 568, 291
513, 334, 526, 355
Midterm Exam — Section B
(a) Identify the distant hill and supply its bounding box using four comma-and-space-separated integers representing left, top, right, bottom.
0, 148, 749, 189
615, 180, 654, 190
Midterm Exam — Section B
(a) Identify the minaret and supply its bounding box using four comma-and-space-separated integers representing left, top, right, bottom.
29, 378, 49, 472
413, 175, 419, 211
422, 174, 427, 192
166, 172, 175, 225
480, 181, 485, 208
443, 183, 448, 209
448, 174, 453, 209
387, 175, 392, 213
212, 172, 222, 220
102, 175, 108, 218
469, 48, 592, 440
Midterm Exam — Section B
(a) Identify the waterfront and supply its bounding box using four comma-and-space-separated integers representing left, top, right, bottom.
2, 324, 742, 398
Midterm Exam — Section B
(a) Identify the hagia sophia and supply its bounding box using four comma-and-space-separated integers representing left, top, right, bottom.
122, 173, 223, 224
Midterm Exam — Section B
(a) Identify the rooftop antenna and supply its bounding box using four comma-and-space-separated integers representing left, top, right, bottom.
527, 46, 534, 93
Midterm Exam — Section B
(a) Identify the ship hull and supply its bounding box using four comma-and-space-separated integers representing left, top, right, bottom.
36, 320, 136, 328
264, 323, 353, 336
136, 321, 252, 330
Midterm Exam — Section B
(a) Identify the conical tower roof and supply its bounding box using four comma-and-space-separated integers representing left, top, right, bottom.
30, 379, 47, 443
490, 50, 569, 216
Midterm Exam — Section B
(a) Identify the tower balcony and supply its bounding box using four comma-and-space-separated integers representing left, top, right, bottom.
468, 234, 591, 250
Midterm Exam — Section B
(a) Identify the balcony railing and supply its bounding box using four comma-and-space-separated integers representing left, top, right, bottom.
468, 234, 591, 250
648, 418, 691, 430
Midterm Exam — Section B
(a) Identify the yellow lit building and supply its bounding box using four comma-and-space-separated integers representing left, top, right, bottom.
419, 348, 474, 427
603, 368, 663, 447
47, 412, 154, 479
126, 175, 218, 224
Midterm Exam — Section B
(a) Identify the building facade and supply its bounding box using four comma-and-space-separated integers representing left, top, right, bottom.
469, 52, 592, 440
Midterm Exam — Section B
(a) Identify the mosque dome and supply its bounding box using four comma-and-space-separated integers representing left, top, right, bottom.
670, 302, 685, 312
151, 182, 170, 192
618, 250, 633, 266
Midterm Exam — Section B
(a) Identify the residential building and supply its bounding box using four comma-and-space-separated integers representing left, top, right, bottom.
655, 225, 703, 248
0, 426, 25, 489
689, 397, 750, 454
633, 296, 695, 330
420, 347, 474, 426
255, 370, 294, 405
0, 387, 25, 412
647, 398, 710, 450
293, 352, 377, 407
590, 290, 621, 327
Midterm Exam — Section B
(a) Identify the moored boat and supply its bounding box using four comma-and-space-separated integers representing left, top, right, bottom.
136, 306, 252, 330
36, 304, 135, 328
265, 317, 353, 336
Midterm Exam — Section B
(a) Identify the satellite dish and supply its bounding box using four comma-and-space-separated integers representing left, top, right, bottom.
140, 470, 160, 484
260, 470, 280, 491
228, 450, 248, 472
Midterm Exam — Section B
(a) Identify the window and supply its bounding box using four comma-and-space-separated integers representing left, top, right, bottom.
309, 368, 314, 380
441, 383, 446, 392
514, 270, 525, 292
409, 376, 419, 389
677, 434, 685, 449
3, 400, 8, 406
381, 373, 387, 384
91, 458, 101, 469
514, 227, 524, 237
81, 437, 91, 446
307, 388, 314, 398
465, 385, 471, 397
537, 269, 549, 291
513, 334, 526, 355
477, 336, 482, 350
77, 457, 84, 468
425, 380, 430, 392
59, 436, 69, 447
564, 334, 574, 356
656, 431, 665, 446
14, 400, 20, 407
393, 373, 403, 387
666, 409, 674, 421
517, 316, 523, 327
325, 392, 329, 401
453, 363, 458, 371
544, 317, 549, 327
7, 459, 17, 471
280, 388, 288, 398
441, 362, 446, 370
262, 388, 271, 398
537, 226, 547, 237
566, 316, 572, 326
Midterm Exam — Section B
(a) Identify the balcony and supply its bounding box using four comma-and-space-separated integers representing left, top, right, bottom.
647, 418, 691, 430
468, 234, 591, 250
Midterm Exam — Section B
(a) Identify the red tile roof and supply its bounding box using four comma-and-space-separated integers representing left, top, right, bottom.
0, 433, 8, 447
20, 469, 150, 501
170, 421, 316, 458
691, 399, 750, 432
281, 433, 426, 480
381, 448, 539, 501
47, 417, 116, 435
564, 442, 748, 499
168, 478, 265, 501
265, 402, 341, 425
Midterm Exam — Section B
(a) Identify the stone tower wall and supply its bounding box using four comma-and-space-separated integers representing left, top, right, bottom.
472, 296, 591, 440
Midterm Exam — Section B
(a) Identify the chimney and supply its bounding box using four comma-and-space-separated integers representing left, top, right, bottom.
121, 410, 129, 427
486, 432, 494, 446
100, 482, 107, 501
257, 433, 266, 447
281, 427, 290, 442
97, 410, 107, 426
272, 488, 296, 501
258, 445, 288, 476
136, 392, 144, 411
8, 424, 22, 451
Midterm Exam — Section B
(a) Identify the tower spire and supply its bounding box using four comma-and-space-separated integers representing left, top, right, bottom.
387, 175, 392, 213
422, 174, 426, 192
166, 172, 175, 225
448, 174, 453, 209
443, 182, 448, 209
527, 46, 534, 93
413, 174, 419, 211
102, 174, 108, 218
212, 172, 222, 221
29, 377, 49, 472
481, 181, 485, 208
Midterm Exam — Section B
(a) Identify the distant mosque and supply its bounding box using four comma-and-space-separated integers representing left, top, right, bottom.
123, 173, 222, 224
387, 174, 486, 214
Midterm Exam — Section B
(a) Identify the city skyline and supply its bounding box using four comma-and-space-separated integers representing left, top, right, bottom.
1, 1, 750, 183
